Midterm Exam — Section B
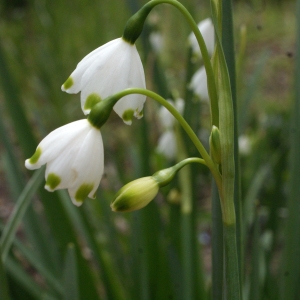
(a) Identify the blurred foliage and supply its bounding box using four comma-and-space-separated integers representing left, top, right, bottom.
0, 0, 298, 299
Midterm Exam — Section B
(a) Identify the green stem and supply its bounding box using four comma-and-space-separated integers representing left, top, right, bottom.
107, 88, 222, 190
0, 168, 45, 262
125, 0, 219, 126
223, 224, 240, 300
175, 126, 193, 300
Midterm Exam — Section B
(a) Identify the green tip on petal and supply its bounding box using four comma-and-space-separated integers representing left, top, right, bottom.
45, 173, 61, 190
63, 77, 74, 90
136, 109, 143, 118
84, 93, 102, 110
29, 147, 42, 164
75, 183, 94, 203
122, 109, 134, 123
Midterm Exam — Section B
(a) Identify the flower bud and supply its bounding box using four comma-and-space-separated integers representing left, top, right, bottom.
209, 125, 222, 164
111, 161, 193, 212
111, 177, 159, 212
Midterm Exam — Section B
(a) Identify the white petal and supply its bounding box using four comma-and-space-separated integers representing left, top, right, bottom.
158, 100, 176, 129
188, 18, 215, 57
156, 130, 176, 160
190, 66, 209, 101
44, 135, 84, 191
175, 98, 185, 115
62, 38, 122, 94
25, 120, 89, 170
68, 127, 104, 205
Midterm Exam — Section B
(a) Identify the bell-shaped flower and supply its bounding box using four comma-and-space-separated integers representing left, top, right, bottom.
188, 18, 215, 57
157, 130, 176, 160
61, 37, 146, 125
25, 119, 104, 206
156, 98, 184, 160
190, 66, 209, 101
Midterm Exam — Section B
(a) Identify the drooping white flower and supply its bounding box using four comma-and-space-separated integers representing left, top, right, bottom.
238, 135, 252, 156
158, 98, 185, 130
149, 32, 164, 53
157, 130, 176, 160
190, 66, 209, 101
25, 119, 104, 206
61, 37, 146, 125
188, 18, 215, 57
156, 98, 185, 159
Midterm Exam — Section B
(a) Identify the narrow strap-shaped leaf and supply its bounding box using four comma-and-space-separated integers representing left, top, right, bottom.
0, 41, 36, 157
63, 244, 79, 300
0, 168, 44, 262
5, 256, 45, 299
13, 239, 64, 297
222, 0, 242, 290
279, 0, 300, 297
211, 180, 223, 300
0, 254, 10, 300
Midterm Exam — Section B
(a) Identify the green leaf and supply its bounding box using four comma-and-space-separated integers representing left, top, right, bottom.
63, 244, 79, 300
0, 168, 45, 262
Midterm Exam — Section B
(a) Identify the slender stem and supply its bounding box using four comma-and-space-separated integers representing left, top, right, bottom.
135, 0, 219, 126
175, 126, 193, 300
223, 224, 240, 300
109, 88, 222, 190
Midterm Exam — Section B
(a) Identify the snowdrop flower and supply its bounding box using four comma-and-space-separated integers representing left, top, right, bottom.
149, 32, 164, 53
61, 37, 146, 125
188, 18, 215, 57
238, 135, 252, 156
25, 119, 104, 206
156, 98, 185, 159
157, 131, 176, 160
158, 98, 185, 130
190, 66, 209, 101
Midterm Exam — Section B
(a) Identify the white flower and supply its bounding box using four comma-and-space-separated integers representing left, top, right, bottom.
156, 98, 185, 159
190, 66, 209, 101
61, 37, 146, 125
158, 98, 185, 129
238, 135, 252, 156
188, 18, 215, 57
25, 119, 104, 206
157, 130, 176, 159
149, 32, 163, 53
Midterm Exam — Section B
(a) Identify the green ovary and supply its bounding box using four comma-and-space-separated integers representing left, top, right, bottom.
29, 147, 42, 164
122, 109, 134, 122
75, 183, 94, 203
84, 93, 102, 110
45, 173, 61, 190
63, 77, 74, 89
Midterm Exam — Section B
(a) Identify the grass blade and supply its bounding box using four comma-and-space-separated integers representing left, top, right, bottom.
0, 255, 10, 300
279, 0, 300, 297
63, 244, 79, 300
0, 168, 44, 262
222, 0, 242, 290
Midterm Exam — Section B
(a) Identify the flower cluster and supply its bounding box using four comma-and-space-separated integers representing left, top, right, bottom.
189, 18, 215, 101
156, 98, 184, 160
25, 37, 146, 205
25, 11, 214, 208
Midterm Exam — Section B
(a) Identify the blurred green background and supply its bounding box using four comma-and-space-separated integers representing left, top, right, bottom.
0, 0, 298, 299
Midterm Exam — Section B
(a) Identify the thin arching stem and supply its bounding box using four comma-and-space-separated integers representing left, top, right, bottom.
108, 88, 222, 192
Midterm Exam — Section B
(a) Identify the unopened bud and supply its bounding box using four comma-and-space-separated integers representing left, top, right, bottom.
111, 177, 159, 212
